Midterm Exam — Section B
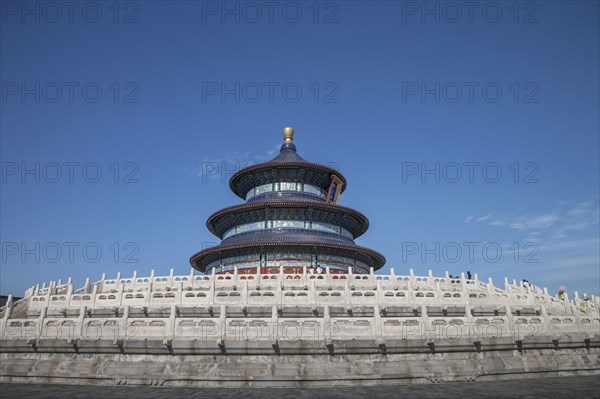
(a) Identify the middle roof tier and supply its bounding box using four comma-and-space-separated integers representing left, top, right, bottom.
206, 200, 370, 240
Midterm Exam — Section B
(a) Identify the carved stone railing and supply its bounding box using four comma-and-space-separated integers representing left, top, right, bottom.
1, 267, 598, 348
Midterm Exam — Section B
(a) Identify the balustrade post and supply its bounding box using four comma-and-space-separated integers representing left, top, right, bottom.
219, 305, 226, 344
373, 304, 384, 343
121, 305, 130, 340
323, 305, 331, 342
77, 305, 87, 339
2, 295, 13, 321
36, 306, 47, 340
487, 277, 494, 297
428, 269, 434, 288
189, 267, 195, 286
169, 304, 177, 340
271, 305, 279, 345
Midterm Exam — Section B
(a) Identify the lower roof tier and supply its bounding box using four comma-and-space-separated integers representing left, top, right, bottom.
190, 241, 386, 273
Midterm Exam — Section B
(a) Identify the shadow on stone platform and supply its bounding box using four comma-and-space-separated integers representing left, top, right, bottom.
1, 376, 599, 399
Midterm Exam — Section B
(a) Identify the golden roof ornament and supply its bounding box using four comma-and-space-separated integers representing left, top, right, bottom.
283, 127, 294, 143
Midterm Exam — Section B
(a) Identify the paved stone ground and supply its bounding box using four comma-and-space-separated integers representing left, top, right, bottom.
0, 376, 599, 398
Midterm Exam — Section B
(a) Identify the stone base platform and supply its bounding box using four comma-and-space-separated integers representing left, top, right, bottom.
1, 334, 599, 388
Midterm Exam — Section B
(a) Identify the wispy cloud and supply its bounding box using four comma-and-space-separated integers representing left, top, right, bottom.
567, 200, 595, 217
466, 214, 559, 230
508, 214, 559, 230
465, 199, 599, 235
187, 144, 281, 181
465, 214, 492, 223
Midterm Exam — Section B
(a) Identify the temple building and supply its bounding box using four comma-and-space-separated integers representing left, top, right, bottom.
190, 127, 386, 275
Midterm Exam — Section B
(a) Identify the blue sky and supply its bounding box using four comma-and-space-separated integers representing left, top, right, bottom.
1, 1, 599, 297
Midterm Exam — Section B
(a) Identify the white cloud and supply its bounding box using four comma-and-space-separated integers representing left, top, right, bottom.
489, 220, 506, 227
475, 214, 492, 222
517, 214, 559, 230
567, 200, 594, 217
503, 214, 558, 230
192, 144, 281, 181
465, 214, 492, 224
565, 221, 592, 231
465, 199, 599, 235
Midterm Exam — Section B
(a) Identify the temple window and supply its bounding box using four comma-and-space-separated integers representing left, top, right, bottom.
223, 219, 352, 240
246, 182, 326, 200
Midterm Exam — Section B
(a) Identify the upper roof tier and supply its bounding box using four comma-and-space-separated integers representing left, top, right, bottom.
229, 127, 347, 200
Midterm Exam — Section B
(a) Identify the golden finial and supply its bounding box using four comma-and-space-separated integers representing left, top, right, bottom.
283, 127, 294, 143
